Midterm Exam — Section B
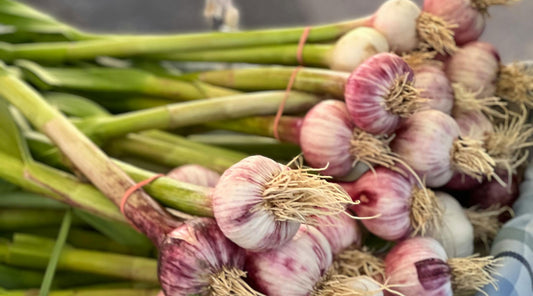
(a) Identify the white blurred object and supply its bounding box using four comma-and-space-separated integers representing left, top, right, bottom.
204, 0, 240, 31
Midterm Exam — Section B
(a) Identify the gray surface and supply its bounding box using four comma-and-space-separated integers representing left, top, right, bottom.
20, 0, 533, 63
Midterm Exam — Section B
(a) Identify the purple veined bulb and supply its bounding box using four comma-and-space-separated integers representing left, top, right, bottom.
158, 218, 262, 296
314, 213, 363, 255
245, 225, 333, 296
167, 164, 221, 187
445, 41, 500, 98
391, 109, 496, 187
212, 155, 352, 251
300, 100, 407, 178
385, 237, 499, 296
345, 52, 424, 135
413, 64, 454, 114
342, 166, 443, 241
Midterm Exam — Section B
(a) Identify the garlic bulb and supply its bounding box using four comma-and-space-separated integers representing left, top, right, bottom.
167, 164, 221, 187
372, 0, 456, 54
423, 0, 486, 45
425, 192, 474, 258
445, 41, 500, 98
392, 109, 495, 187
385, 237, 499, 296
329, 27, 389, 72
414, 64, 454, 114
300, 100, 406, 178
345, 52, 423, 135
314, 213, 362, 255
246, 225, 332, 296
212, 155, 352, 251
159, 218, 260, 296
342, 166, 442, 241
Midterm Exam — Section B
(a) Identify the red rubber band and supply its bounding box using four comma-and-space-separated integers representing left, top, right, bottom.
296, 26, 311, 65
273, 66, 302, 141
120, 174, 164, 215
272, 27, 311, 141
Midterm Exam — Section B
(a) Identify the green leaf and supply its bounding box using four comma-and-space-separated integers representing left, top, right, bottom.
0, 190, 66, 209
0, 99, 32, 163
38, 208, 72, 296
74, 210, 153, 256
0, 178, 17, 193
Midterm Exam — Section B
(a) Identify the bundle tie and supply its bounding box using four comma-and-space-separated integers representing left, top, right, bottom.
120, 174, 164, 215
273, 26, 311, 141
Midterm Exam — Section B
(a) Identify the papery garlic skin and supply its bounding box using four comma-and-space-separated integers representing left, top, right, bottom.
158, 218, 247, 296
212, 156, 299, 251
454, 110, 494, 140
167, 164, 221, 187
385, 237, 453, 296
391, 110, 459, 187
300, 100, 355, 178
426, 192, 474, 258
315, 213, 363, 255
423, 0, 485, 45
372, 0, 421, 53
414, 64, 454, 114
329, 27, 389, 72
345, 53, 416, 135
246, 225, 333, 296
445, 42, 500, 98
344, 276, 384, 296
341, 167, 413, 241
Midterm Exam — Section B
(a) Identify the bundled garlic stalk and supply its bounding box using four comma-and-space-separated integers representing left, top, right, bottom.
212, 155, 354, 251
385, 237, 499, 296
246, 225, 394, 296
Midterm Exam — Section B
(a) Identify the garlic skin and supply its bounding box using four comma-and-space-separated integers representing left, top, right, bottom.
426, 192, 474, 258
385, 237, 453, 296
314, 213, 363, 255
414, 64, 454, 114
212, 156, 299, 251
167, 164, 221, 187
372, 0, 421, 53
329, 27, 389, 72
341, 167, 414, 241
300, 100, 355, 178
246, 225, 332, 296
391, 110, 460, 187
345, 52, 417, 135
344, 276, 384, 295
158, 218, 247, 296
423, 0, 485, 45
445, 42, 501, 98
454, 109, 494, 140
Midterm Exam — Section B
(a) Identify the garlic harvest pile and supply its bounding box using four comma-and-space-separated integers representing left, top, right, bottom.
0, 0, 530, 295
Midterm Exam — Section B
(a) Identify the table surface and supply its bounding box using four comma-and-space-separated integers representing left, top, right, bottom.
20, 0, 533, 63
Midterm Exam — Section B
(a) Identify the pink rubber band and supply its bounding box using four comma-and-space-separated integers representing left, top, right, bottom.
120, 174, 164, 215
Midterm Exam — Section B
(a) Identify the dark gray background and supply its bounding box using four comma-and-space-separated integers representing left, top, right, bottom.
21, 0, 532, 63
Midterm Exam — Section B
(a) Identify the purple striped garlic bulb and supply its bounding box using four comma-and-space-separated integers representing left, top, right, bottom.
342, 167, 443, 241
314, 213, 363, 255
391, 109, 496, 187
445, 41, 500, 98
158, 218, 261, 296
414, 64, 454, 114
385, 237, 498, 296
300, 100, 404, 178
246, 225, 332, 296
212, 155, 352, 251
167, 164, 221, 187
423, 0, 516, 46
345, 53, 424, 135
